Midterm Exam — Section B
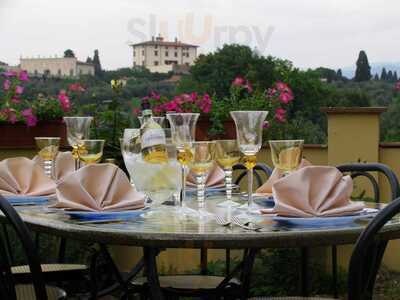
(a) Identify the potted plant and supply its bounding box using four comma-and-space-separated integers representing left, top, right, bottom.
208, 77, 294, 140
0, 70, 73, 148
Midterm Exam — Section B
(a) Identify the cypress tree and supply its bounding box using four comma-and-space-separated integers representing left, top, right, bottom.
381, 68, 388, 81
86, 57, 93, 64
354, 50, 372, 82
374, 73, 379, 81
64, 49, 75, 58
395, 71, 398, 81
92, 49, 102, 77
336, 69, 343, 79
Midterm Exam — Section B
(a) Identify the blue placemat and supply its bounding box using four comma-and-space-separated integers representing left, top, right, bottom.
64, 209, 145, 221
273, 209, 377, 228
4, 196, 50, 205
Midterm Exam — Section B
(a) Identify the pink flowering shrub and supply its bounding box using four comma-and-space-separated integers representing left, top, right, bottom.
135, 91, 213, 116
0, 70, 75, 126
212, 77, 294, 133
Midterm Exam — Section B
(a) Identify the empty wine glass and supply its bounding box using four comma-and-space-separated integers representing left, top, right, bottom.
270, 140, 304, 176
166, 113, 200, 215
230, 111, 268, 211
120, 129, 141, 187
35, 137, 60, 178
138, 116, 165, 128
215, 140, 242, 207
63, 117, 93, 169
189, 141, 216, 218
78, 140, 105, 164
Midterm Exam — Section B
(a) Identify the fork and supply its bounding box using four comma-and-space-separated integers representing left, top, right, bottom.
231, 215, 262, 231
215, 215, 231, 226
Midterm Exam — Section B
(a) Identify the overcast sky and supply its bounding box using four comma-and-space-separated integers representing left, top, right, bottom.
0, 0, 399, 70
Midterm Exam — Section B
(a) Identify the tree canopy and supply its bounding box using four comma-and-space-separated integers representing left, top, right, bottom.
64, 49, 76, 58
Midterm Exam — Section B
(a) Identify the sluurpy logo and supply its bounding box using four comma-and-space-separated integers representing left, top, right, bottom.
127, 13, 274, 54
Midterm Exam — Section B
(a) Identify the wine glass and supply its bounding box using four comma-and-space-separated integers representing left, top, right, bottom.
138, 116, 165, 128
189, 141, 216, 218
120, 129, 141, 187
166, 113, 200, 215
230, 111, 268, 211
215, 140, 242, 207
269, 140, 304, 176
78, 140, 105, 164
35, 137, 60, 178
63, 117, 93, 169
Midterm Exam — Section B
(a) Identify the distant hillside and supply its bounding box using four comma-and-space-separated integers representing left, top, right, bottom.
342, 62, 400, 79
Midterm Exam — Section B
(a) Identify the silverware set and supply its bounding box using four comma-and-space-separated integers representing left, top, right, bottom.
215, 215, 263, 231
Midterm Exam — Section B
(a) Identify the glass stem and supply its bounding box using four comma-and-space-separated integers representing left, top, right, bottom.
247, 167, 253, 209
181, 165, 187, 207
196, 174, 206, 207
224, 168, 233, 200
74, 159, 79, 171
44, 160, 53, 178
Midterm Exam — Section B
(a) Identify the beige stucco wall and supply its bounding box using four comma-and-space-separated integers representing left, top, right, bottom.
20, 57, 94, 77
132, 42, 197, 73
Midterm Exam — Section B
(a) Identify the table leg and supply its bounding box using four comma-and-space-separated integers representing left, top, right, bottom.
143, 247, 164, 300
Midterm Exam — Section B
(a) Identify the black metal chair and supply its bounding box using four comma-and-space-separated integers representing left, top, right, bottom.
0, 194, 66, 299
250, 196, 400, 300
131, 163, 273, 299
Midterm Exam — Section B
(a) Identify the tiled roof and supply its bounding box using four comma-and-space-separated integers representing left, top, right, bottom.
130, 40, 198, 48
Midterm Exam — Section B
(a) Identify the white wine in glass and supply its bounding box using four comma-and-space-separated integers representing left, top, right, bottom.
270, 140, 304, 175
215, 140, 241, 206
78, 140, 105, 164
35, 137, 60, 178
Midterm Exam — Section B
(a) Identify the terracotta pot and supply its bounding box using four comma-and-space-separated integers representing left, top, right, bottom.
195, 115, 237, 141
0, 121, 68, 149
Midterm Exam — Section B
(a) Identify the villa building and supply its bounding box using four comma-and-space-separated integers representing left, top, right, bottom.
130, 36, 198, 73
19, 57, 94, 78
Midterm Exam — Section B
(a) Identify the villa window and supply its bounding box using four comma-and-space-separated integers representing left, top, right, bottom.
133, 51, 136, 57
142, 50, 145, 56
69, 69, 74, 76
34, 70, 38, 76
174, 52, 178, 57
57, 69, 61, 76
154, 61, 159, 66
165, 51, 169, 57
154, 51, 158, 56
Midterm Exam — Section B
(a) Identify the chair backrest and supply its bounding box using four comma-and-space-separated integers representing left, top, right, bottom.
0, 195, 47, 300
234, 163, 273, 188
348, 197, 400, 299
336, 163, 400, 202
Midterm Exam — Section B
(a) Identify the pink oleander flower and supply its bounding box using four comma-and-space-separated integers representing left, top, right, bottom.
275, 108, 286, 123
21, 108, 38, 127
276, 81, 290, 92
132, 107, 141, 115
3, 79, 11, 91
2, 70, 17, 78
153, 105, 162, 114
58, 90, 71, 112
19, 70, 29, 82
68, 83, 85, 92
279, 91, 294, 104
15, 85, 24, 95
197, 93, 212, 113
2, 108, 17, 124
266, 88, 277, 98
232, 77, 245, 86
150, 91, 161, 101
164, 100, 178, 111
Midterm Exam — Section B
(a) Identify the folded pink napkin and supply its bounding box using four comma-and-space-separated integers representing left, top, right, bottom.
261, 166, 365, 217
256, 159, 312, 195
34, 151, 75, 182
187, 163, 225, 188
54, 164, 145, 211
0, 157, 56, 196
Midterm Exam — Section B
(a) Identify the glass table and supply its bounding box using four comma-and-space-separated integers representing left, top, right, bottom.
3, 195, 400, 299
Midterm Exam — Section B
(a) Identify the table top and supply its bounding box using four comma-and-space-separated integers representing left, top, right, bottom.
8, 195, 400, 249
